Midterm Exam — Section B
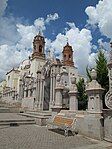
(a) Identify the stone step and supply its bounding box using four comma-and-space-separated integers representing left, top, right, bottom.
18, 113, 50, 119
0, 107, 10, 113
26, 111, 52, 117
0, 119, 35, 126
18, 112, 52, 126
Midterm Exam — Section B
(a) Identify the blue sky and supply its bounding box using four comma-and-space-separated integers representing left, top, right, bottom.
6, 0, 100, 40
0, 0, 112, 80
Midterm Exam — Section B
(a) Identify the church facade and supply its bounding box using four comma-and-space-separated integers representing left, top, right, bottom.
0, 33, 82, 111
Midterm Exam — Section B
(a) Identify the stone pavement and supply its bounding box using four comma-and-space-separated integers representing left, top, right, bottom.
0, 124, 112, 149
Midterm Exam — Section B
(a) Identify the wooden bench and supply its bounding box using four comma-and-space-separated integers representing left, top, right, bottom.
48, 115, 76, 137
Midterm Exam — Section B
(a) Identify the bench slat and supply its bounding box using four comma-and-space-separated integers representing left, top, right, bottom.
53, 116, 74, 127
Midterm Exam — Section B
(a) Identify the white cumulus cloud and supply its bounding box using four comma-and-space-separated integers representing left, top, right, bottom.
0, 44, 31, 80
47, 23, 94, 75
0, 12, 60, 81
46, 13, 59, 23
85, 0, 112, 39
34, 13, 59, 32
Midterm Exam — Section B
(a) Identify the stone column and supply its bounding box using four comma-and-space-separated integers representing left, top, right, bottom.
80, 69, 105, 140
36, 71, 41, 110
19, 78, 23, 100
24, 90, 26, 98
69, 76, 78, 111
55, 87, 63, 108
40, 76, 45, 110
52, 74, 63, 113
28, 89, 30, 97
52, 73, 56, 105
86, 69, 104, 115
39, 79, 42, 109
49, 74, 53, 110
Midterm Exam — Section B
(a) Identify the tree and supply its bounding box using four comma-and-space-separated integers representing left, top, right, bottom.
76, 78, 88, 110
86, 66, 92, 82
96, 50, 109, 93
86, 49, 109, 108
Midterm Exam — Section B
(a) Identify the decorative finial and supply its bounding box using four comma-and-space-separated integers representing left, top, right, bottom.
66, 37, 69, 45
38, 29, 41, 36
91, 69, 97, 80
47, 49, 51, 60
99, 43, 104, 50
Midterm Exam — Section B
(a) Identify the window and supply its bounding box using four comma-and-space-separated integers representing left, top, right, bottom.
39, 45, 42, 53
8, 76, 10, 80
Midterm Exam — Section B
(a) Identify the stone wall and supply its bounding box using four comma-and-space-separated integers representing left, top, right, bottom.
103, 109, 112, 142
74, 112, 104, 140
22, 97, 35, 110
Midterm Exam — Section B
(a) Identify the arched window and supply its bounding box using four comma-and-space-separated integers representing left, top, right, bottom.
8, 76, 10, 80
39, 45, 42, 53
69, 54, 72, 60
64, 55, 66, 60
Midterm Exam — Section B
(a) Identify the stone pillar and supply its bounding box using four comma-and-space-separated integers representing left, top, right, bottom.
36, 70, 41, 110
49, 74, 53, 110
52, 73, 56, 105
79, 69, 105, 140
39, 79, 42, 109
28, 89, 30, 97
52, 74, 63, 113
69, 76, 78, 111
41, 76, 45, 110
86, 69, 104, 114
55, 88, 63, 108
19, 78, 23, 100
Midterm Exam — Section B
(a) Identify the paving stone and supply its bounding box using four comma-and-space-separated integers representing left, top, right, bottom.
0, 113, 111, 149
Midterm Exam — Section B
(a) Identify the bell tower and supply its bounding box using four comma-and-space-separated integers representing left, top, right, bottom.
32, 32, 45, 60
62, 42, 74, 67
30, 32, 46, 78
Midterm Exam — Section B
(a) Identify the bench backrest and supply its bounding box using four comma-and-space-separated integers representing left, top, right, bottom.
53, 116, 74, 127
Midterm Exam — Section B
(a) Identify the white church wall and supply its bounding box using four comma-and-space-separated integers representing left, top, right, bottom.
30, 58, 46, 78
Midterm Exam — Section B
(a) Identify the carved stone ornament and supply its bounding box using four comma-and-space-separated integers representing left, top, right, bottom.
109, 70, 112, 80
105, 90, 112, 109
105, 42, 112, 109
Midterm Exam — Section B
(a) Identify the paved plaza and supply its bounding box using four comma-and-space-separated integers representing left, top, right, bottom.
0, 119, 112, 149
0, 125, 100, 149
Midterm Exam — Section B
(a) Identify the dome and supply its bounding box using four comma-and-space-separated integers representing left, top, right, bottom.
20, 59, 30, 69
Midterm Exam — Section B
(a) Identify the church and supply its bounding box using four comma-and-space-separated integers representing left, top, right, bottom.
0, 32, 82, 111
1, 33, 112, 142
